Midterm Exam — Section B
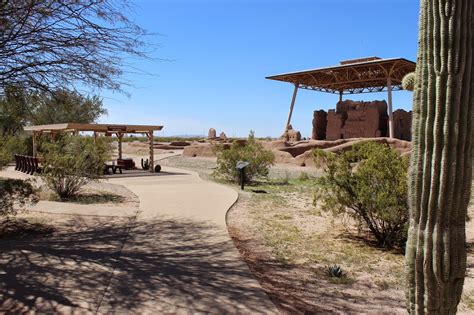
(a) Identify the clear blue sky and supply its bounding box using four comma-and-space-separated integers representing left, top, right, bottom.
99, 0, 420, 138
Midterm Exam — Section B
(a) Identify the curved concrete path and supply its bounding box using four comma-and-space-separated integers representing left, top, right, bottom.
0, 165, 277, 314
97, 166, 278, 314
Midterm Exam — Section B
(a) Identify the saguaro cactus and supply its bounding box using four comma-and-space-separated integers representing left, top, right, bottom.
405, 0, 473, 314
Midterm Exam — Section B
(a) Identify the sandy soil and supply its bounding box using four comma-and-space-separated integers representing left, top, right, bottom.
158, 154, 474, 314
0, 151, 276, 313
3, 145, 473, 314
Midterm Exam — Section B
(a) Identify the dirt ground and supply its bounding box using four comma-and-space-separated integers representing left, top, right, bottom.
160, 154, 474, 314
2, 148, 473, 314
0, 181, 140, 313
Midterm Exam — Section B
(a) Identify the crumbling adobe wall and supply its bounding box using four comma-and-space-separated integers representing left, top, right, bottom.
313, 99, 411, 141
312, 110, 327, 140
341, 100, 388, 139
326, 109, 346, 140
393, 109, 412, 141
325, 100, 388, 140
281, 124, 301, 142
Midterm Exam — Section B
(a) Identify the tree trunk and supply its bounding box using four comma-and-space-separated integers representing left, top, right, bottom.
405, 0, 473, 314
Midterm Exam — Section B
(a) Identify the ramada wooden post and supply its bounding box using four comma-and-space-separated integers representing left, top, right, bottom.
32, 131, 38, 157
117, 132, 123, 160
147, 130, 154, 173
285, 82, 299, 131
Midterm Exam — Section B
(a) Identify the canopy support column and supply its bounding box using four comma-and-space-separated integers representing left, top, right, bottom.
386, 77, 394, 138
285, 83, 299, 130
147, 131, 154, 173
339, 91, 343, 103
32, 131, 38, 157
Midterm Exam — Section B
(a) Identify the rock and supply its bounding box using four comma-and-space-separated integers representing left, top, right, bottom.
169, 141, 191, 147
154, 144, 187, 150
183, 143, 215, 157
385, 137, 412, 154
281, 124, 301, 142
272, 149, 295, 164
293, 150, 316, 167
260, 139, 289, 150
183, 143, 231, 158
288, 129, 301, 142
208, 128, 216, 139
278, 139, 350, 157
219, 132, 227, 140
324, 137, 412, 155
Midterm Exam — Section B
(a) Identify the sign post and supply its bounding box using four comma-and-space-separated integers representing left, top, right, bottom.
236, 161, 250, 190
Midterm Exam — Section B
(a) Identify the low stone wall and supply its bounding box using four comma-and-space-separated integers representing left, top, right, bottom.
181, 138, 411, 167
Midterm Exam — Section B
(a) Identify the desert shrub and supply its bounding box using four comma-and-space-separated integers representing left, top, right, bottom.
313, 141, 409, 248
0, 135, 29, 169
40, 136, 112, 200
214, 131, 275, 183
0, 178, 37, 216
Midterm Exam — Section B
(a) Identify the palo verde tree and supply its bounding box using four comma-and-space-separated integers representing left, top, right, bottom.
0, 0, 151, 93
29, 89, 107, 125
405, 0, 473, 314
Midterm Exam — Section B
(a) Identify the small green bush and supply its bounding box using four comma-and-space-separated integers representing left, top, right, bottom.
0, 178, 37, 216
0, 135, 29, 169
214, 131, 275, 183
313, 142, 409, 248
40, 136, 112, 200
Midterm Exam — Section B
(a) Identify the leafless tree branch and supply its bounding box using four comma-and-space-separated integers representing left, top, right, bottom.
0, 0, 154, 94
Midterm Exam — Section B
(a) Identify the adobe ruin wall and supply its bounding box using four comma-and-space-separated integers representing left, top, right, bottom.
312, 100, 412, 141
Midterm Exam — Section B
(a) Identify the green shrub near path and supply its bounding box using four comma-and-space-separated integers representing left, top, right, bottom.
213, 131, 275, 183
313, 141, 409, 248
0, 135, 29, 168
40, 136, 112, 200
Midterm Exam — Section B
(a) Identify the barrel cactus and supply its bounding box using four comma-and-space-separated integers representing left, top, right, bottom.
405, 0, 473, 314
141, 158, 149, 170
402, 72, 416, 91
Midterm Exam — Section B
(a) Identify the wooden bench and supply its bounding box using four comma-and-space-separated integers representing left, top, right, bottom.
15, 154, 42, 174
116, 158, 135, 170
103, 162, 123, 175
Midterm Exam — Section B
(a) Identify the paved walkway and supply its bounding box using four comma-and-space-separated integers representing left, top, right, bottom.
98, 166, 277, 314
0, 165, 277, 314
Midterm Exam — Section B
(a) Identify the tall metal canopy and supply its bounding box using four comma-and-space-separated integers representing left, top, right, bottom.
24, 123, 164, 173
266, 57, 416, 138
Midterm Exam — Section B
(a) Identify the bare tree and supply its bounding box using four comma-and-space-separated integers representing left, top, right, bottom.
0, 0, 152, 93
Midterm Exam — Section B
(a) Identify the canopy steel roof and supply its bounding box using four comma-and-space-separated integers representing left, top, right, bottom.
266, 57, 416, 94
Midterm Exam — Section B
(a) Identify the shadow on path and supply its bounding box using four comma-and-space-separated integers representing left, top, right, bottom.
0, 216, 273, 314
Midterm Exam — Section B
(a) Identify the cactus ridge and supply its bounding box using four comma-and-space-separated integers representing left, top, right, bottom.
405, 0, 473, 313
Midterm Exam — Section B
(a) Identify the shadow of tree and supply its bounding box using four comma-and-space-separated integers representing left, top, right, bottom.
0, 215, 274, 313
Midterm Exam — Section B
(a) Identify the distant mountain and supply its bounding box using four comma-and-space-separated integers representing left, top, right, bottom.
164, 134, 205, 138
